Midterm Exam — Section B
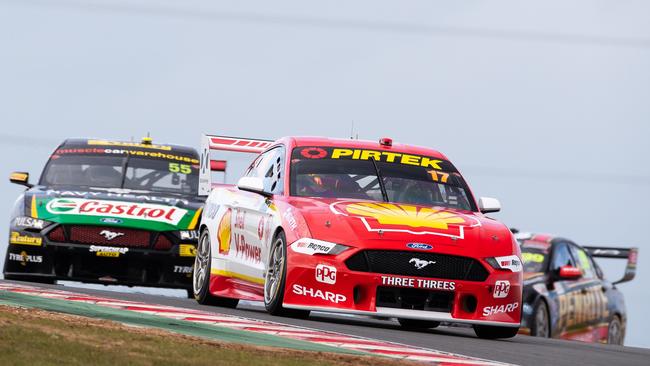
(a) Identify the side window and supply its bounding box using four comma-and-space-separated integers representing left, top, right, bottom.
264, 147, 284, 194
244, 146, 285, 194
570, 245, 597, 280
550, 243, 575, 272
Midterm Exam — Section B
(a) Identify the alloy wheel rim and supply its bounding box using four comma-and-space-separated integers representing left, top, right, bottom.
536, 305, 549, 337
609, 320, 620, 344
193, 233, 210, 295
264, 237, 284, 304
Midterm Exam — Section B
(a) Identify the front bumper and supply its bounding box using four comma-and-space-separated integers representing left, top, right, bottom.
283, 247, 522, 327
4, 230, 196, 289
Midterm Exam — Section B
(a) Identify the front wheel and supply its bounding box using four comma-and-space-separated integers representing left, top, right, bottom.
193, 229, 239, 308
473, 325, 519, 339
397, 318, 440, 329
264, 231, 309, 318
607, 316, 624, 345
531, 300, 550, 338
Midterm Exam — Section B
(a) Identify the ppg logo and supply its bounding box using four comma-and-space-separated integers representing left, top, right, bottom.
315, 264, 337, 284
493, 280, 511, 298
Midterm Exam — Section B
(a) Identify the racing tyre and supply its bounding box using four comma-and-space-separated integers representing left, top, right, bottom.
607, 315, 624, 345
531, 300, 550, 338
193, 229, 239, 308
473, 325, 519, 339
397, 318, 440, 329
264, 231, 310, 318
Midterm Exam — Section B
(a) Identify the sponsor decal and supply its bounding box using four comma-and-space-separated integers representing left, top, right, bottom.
173, 265, 193, 274
482, 302, 519, 317
330, 201, 480, 239
257, 217, 265, 241
179, 244, 197, 257
45, 190, 190, 206
99, 230, 124, 241
291, 239, 337, 255
558, 286, 609, 329
494, 255, 523, 273
292, 284, 346, 304
407, 243, 433, 250
409, 258, 436, 270
9, 251, 43, 266
45, 198, 187, 226
493, 280, 511, 299
218, 208, 232, 254
13, 217, 46, 230
381, 276, 456, 290
179, 230, 199, 241
234, 234, 262, 263
9, 231, 42, 246
329, 148, 444, 170
87, 139, 173, 151
100, 218, 123, 224
283, 208, 298, 231
315, 264, 337, 284
522, 252, 545, 263
89, 245, 128, 257
300, 147, 328, 159
54, 148, 199, 164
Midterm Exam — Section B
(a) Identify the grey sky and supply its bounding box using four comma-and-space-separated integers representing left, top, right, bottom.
1, 0, 649, 347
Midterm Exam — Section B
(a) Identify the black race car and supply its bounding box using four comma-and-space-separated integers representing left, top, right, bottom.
4, 138, 205, 295
515, 231, 637, 344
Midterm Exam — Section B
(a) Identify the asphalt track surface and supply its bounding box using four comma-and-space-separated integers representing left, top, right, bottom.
3, 280, 649, 366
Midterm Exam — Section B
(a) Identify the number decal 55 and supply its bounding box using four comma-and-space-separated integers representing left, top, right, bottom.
169, 163, 192, 174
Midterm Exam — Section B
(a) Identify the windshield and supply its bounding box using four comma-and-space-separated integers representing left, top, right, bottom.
520, 242, 551, 273
40, 150, 199, 195
290, 146, 476, 211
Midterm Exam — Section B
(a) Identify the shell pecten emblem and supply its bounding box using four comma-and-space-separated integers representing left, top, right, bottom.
218, 208, 232, 254
331, 201, 480, 239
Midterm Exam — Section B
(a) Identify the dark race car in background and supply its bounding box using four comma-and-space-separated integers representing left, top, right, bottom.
515, 232, 637, 344
5, 138, 208, 295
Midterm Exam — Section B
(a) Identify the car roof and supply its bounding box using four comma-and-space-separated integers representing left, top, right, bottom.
283, 136, 450, 160
59, 138, 198, 156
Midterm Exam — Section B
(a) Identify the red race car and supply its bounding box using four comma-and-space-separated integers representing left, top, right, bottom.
193, 135, 522, 339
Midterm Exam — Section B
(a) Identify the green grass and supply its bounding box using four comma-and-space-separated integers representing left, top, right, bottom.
0, 306, 404, 366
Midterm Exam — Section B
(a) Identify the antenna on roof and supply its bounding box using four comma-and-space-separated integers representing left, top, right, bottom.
350, 121, 354, 139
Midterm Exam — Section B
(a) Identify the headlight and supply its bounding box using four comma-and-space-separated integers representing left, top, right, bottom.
12, 216, 50, 231
290, 238, 351, 256
486, 255, 522, 272
178, 230, 200, 241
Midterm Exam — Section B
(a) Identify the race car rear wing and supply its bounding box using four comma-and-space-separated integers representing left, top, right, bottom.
199, 134, 273, 196
583, 246, 638, 285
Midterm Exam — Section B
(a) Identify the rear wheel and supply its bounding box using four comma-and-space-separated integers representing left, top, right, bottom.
473, 325, 519, 339
397, 318, 440, 329
607, 315, 623, 345
193, 229, 238, 308
531, 300, 550, 338
264, 231, 309, 318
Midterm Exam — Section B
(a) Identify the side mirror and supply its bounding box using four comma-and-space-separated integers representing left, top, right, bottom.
478, 197, 501, 213
10, 172, 32, 188
559, 265, 582, 280
237, 176, 270, 197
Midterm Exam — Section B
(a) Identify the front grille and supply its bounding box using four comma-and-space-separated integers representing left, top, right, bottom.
345, 250, 489, 281
376, 287, 454, 312
68, 226, 150, 248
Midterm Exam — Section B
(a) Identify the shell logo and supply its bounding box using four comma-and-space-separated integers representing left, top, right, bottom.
218, 208, 232, 254
331, 201, 480, 239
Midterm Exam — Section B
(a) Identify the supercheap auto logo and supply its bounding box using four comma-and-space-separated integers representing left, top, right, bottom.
330, 201, 480, 239
45, 198, 187, 225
